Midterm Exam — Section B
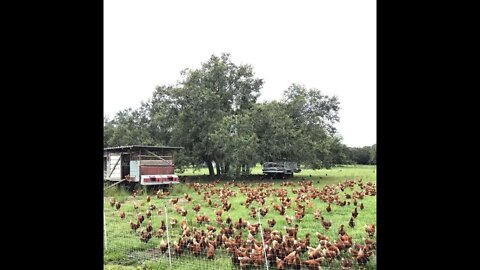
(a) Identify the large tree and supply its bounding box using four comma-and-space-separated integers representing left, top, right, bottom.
158, 53, 264, 176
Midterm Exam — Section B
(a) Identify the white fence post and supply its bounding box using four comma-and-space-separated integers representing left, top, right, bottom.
257, 209, 269, 270
164, 206, 172, 267
104, 210, 107, 250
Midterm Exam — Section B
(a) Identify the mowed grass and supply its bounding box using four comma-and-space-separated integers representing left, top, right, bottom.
104, 165, 376, 269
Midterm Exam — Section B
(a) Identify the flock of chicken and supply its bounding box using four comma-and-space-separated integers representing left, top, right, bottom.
108, 178, 376, 269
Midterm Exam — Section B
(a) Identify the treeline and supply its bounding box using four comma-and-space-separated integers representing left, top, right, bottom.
104, 53, 375, 176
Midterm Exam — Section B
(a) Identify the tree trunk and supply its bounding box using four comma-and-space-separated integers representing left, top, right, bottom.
207, 161, 215, 177
215, 160, 222, 176
224, 162, 229, 174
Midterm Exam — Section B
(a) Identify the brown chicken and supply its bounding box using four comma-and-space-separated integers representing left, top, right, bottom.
146, 210, 152, 218
160, 220, 167, 231
146, 221, 153, 232
207, 243, 215, 259
216, 215, 223, 225
137, 213, 145, 224
259, 206, 269, 217
276, 257, 285, 270
238, 256, 251, 270
303, 258, 322, 270
313, 209, 322, 220
326, 203, 331, 213
170, 197, 179, 204
320, 216, 332, 230
115, 202, 121, 210
360, 202, 364, 210
109, 198, 116, 207
159, 239, 168, 254
226, 215, 232, 224
365, 224, 375, 238
352, 207, 358, 219
119, 211, 125, 219
268, 219, 276, 227
130, 220, 140, 231
146, 195, 151, 203
340, 258, 353, 269
223, 203, 232, 211
338, 224, 346, 236
170, 218, 177, 227
348, 217, 355, 228
193, 204, 201, 213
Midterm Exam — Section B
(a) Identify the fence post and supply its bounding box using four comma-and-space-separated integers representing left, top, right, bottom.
257, 209, 269, 270
104, 210, 107, 250
164, 206, 172, 267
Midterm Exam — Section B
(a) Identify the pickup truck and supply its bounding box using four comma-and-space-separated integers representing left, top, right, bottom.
262, 161, 301, 178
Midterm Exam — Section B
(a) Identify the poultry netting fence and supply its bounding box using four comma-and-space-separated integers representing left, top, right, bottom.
104, 199, 376, 270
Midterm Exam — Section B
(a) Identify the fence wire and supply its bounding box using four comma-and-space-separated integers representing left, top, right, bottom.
104, 183, 376, 270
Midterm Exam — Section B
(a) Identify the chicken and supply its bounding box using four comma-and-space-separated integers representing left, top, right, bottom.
160, 220, 167, 232
283, 250, 301, 269
146, 221, 153, 232
215, 209, 223, 217
340, 258, 353, 269
193, 204, 201, 213
303, 258, 322, 270
207, 243, 215, 259
159, 239, 168, 254
313, 209, 322, 220
316, 232, 329, 242
170, 218, 177, 227
206, 225, 216, 232
115, 202, 121, 210
109, 198, 116, 207
326, 203, 331, 213
250, 207, 257, 218
170, 197, 179, 204
355, 248, 370, 266
130, 220, 140, 231
216, 215, 223, 225
226, 215, 232, 224
348, 217, 355, 228
139, 229, 152, 243
268, 219, 276, 227
365, 224, 375, 238
223, 203, 232, 211
137, 213, 145, 224
285, 215, 294, 225
259, 206, 269, 217
119, 211, 125, 219
146, 195, 151, 203
352, 207, 358, 219
155, 228, 164, 238
146, 210, 152, 218
360, 202, 364, 210
320, 216, 332, 230
238, 256, 251, 270
276, 257, 285, 270
338, 224, 346, 236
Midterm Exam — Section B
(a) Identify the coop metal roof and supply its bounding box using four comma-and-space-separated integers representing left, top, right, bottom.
103, 145, 183, 152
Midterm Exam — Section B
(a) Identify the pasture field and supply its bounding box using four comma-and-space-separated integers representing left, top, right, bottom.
104, 165, 376, 270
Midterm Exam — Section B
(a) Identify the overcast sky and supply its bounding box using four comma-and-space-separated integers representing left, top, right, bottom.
104, 0, 375, 147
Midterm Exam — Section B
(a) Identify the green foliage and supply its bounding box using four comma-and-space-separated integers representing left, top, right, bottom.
103, 53, 372, 174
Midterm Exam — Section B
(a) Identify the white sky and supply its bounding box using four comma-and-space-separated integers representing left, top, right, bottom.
104, 0, 376, 147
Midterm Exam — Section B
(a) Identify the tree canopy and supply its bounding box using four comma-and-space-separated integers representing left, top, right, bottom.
104, 53, 373, 176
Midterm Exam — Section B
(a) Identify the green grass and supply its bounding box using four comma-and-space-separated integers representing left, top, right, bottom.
105, 165, 376, 269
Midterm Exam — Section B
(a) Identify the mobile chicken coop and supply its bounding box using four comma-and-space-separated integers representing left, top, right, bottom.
104, 145, 183, 187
